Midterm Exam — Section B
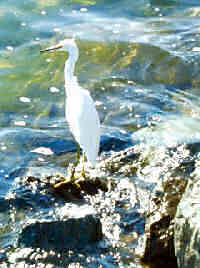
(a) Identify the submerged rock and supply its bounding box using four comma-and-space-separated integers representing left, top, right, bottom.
127, 43, 192, 87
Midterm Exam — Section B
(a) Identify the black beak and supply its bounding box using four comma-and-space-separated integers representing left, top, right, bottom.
40, 44, 62, 53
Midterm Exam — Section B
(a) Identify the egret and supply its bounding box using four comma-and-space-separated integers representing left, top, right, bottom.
41, 39, 100, 174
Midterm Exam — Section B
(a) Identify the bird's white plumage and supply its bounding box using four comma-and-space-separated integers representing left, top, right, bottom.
66, 84, 100, 165
45, 39, 100, 166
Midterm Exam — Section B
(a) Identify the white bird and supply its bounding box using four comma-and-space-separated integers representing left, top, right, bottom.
41, 39, 100, 169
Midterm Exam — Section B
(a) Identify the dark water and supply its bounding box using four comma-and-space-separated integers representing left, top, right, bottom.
1, 0, 200, 265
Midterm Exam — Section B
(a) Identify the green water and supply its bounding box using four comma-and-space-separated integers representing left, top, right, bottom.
1, 0, 200, 186
1, 1, 200, 265
1, 0, 200, 176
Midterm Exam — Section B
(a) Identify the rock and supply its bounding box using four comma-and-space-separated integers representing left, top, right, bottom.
174, 162, 200, 268
6, 143, 197, 267
140, 145, 193, 267
100, 144, 191, 266
100, 133, 133, 153
18, 210, 102, 251
0, 252, 7, 263
8, 174, 103, 252
127, 43, 192, 87
7, 149, 140, 267
0, 198, 9, 212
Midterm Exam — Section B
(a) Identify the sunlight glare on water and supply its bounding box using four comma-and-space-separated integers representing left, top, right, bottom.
0, 0, 200, 184
1, 0, 200, 266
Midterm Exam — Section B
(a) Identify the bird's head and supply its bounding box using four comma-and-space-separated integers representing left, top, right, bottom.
40, 39, 79, 61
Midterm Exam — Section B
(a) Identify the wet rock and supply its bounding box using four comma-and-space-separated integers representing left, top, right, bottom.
52, 171, 108, 201
7, 170, 105, 253
174, 162, 200, 268
0, 198, 9, 212
127, 43, 192, 87
140, 145, 194, 267
100, 132, 133, 153
6, 143, 197, 267
8, 167, 27, 180
18, 214, 102, 251
0, 252, 7, 263
6, 145, 143, 267
143, 215, 177, 267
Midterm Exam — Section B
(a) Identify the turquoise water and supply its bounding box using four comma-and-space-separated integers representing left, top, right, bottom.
1, 0, 200, 191
1, 1, 200, 264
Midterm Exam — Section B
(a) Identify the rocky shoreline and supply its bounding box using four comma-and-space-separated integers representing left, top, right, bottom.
0, 143, 199, 267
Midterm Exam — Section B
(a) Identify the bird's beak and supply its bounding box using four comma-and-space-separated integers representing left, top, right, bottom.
40, 44, 63, 53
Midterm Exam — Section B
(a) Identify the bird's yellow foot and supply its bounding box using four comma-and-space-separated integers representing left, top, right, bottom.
67, 163, 76, 182
81, 165, 86, 179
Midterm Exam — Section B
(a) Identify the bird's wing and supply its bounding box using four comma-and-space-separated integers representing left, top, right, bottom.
66, 88, 100, 165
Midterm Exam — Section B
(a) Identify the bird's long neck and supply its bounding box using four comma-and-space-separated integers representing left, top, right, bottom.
64, 47, 79, 95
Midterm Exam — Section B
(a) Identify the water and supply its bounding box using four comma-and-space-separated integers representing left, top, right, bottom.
1, 0, 200, 265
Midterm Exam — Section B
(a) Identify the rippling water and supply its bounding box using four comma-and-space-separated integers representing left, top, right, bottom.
1, 0, 200, 263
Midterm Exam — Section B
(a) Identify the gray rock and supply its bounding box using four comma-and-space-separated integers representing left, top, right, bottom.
174, 163, 200, 268
18, 214, 102, 251
140, 145, 191, 266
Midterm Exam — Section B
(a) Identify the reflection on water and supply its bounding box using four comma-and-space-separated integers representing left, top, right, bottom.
1, 0, 200, 192
1, 0, 200, 266
133, 115, 200, 147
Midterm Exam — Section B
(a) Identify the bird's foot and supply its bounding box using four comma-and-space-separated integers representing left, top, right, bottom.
81, 165, 86, 179
67, 162, 87, 181
68, 163, 76, 182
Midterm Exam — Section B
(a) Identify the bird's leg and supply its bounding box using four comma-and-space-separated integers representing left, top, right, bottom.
69, 164, 76, 181
76, 143, 81, 166
69, 143, 81, 181
81, 152, 87, 178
